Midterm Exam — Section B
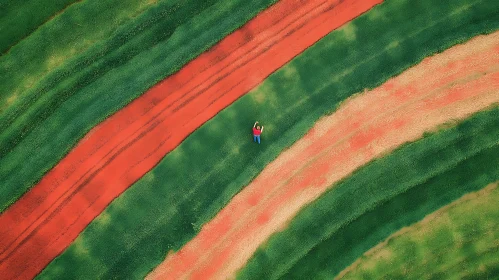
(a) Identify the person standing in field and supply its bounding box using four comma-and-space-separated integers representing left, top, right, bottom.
253, 121, 264, 144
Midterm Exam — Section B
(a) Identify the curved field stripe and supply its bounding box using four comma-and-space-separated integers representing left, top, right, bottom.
0, 0, 79, 54
338, 182, 499, 280
39, 0, 499, 278
0, 0, 381, 279
242, 128, 499, 280
278, 142, 499, 280
147, 32, 499, 279
0, 0, 279, 212
0, 0, 163, 111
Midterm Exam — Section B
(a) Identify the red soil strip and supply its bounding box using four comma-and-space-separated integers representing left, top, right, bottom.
0, 0, 382, 279
146, 32, 499, 280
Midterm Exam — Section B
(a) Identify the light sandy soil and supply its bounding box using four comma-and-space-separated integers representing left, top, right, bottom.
146, 31, 499, 280
0, 0, 383, 279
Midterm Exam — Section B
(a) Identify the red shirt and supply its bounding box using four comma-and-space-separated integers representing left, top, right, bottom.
253, 127, 262, 136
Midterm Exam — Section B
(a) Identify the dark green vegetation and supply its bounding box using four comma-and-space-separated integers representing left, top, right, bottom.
0, 0, 158, 109
340, 183, 499, 280
0, 0, 78, 54
38, 0, 499, 279
0, 0, 278, 212
237, 106, 499, 279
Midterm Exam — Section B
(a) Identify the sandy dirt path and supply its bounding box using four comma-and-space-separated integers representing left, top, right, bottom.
146, 32, 499, 280
0, 0, 382, 279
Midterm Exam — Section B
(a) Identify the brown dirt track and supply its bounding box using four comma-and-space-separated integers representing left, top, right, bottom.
0, 0, 382, 279
146, 32, 499, 280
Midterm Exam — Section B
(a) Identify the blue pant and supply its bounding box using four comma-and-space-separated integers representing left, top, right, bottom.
253, 135, 261, 144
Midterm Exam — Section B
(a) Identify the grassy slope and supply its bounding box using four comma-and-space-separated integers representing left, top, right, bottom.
340, 183, 499, 280
0, 0, 278, 212
237, 107, 499, 280
38, 0, 499, 279
0, 0, 78, 54
0, 0, 161, 109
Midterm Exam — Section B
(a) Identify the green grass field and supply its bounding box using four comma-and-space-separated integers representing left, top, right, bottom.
0, 0, 162, 109
0, 0, 77, 54
38, 0, 499, 278
339, 182, 499, 280
0, 0, 278, 212
0, 0, 219, 150
237, 106, 499, 279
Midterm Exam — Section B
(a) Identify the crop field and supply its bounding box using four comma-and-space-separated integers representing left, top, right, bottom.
0, 0, 498, 279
